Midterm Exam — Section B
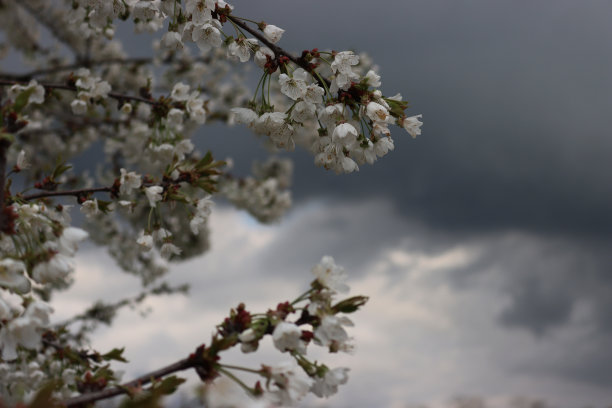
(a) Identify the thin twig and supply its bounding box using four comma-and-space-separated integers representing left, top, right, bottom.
21, 186, 112, 201
227, 15, 331, 87
0, 79, 159, 106
0, 138, 10, 231
0, 57, 153, 81
62, 357, 194, 407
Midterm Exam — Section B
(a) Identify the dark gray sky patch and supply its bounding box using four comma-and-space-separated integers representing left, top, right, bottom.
216, 0, 612, 238
499, 276, 574, 337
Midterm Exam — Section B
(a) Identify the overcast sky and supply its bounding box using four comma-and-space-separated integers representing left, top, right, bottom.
47, 0, 612, 407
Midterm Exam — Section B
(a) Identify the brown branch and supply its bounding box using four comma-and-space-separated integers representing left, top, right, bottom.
0, 79, 159, 106
227, 15, 331, 87
21, 186, 112, 202
0, 137, 10, 231
63, 357, 195, 407
0, 57, 153, 81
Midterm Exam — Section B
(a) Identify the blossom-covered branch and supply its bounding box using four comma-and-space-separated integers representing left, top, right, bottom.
21, 186, 112, 202
0, 0, 419, 405
62, 356, 194, 407
0, 79, 159, 106
226, 15, 330, 87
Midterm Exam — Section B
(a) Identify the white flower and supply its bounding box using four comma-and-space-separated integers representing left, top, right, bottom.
149, 143, 174, 162
80, 199, 99, 218
160, 242, 182, 259
186, 96, 207, 124
119, 169, 142, 195
272, 322, 307, 354
364, 70, 381, 87
192, 22, 223, 51
314, 315, 353, 352
311, 367, 349, 398
303, 84, 325, 105
174, 139, 194, 159
339, 156, 359, 174
374, 137, 394, 157
312, 256, 349, 293
330, 51, 360, 90
290, 101, 316, 123
145, 186, 164, 207
171, 82, 191, 101
161, 31, 183, 50
238, 328, 256, 343
331, 123, 359, 149
0, 301, 52, 360
366, 101, 390, 122
0, 259, 30, 294
263, 24, 284, 43
0, 317, 38, 360
352, 140, 377, 165
185, 0, 215, 25
401, 114, 423, 138
70, 99, 88, 115
24, 301, 52, 326
254, 111, 286, 135
265, 360, 313, 406
230, 108, 258, 127
228, 38, 258, 63
16, 150, 30, 170
331, 51, 359, 75
153, 228, 172, 242
136, 231, 153, 251
278, 68, 308, 100
120, 103, 133, 114
189, 196, 213, 234
58, 227, 88, 257
189, 215, 206, 235
31, 253, 73, 285
254, 46, 274, 68
167, 108, 184, 127
8, 80, 45, 105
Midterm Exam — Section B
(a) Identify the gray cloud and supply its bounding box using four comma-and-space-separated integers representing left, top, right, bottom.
216, 0, 612, 239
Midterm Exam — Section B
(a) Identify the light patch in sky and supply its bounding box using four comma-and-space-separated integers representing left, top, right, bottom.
54, 199, 612, 408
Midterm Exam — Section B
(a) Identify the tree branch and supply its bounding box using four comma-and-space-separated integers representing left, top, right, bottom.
227, 15, 331, 87
62, 357, 195, 407
0, 57, 152, 81
21, 186, 112, 202
0, 137, 10, 232
0, 79, 159, 106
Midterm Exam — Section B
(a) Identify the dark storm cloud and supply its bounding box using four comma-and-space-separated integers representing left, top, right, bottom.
222, 0, 612, 238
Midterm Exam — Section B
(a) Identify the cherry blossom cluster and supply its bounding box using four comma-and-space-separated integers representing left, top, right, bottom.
0, 0, 420, 405
220, 157, 293, 223
199, 256, 367, 406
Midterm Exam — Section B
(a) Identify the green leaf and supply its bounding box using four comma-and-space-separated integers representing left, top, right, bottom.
51, 161, 72, 180
155, 376, 186, 395
101, 347, 128, 363
194, 151, 213, 170
28, 380, 62, 408
332, 295, 369, 314
118, 376, 186, 408
13, 88, 34, 113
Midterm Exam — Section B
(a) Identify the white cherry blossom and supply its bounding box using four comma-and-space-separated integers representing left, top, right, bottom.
263, 24, 284, 43
401, 114, 423, 138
